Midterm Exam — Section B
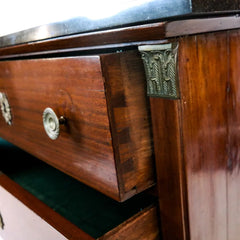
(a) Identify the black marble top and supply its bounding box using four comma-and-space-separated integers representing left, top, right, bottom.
0, 0, 191, 48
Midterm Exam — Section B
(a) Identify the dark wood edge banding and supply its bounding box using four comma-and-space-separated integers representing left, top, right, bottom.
1, 14, 240, 58
166, 15, 240, 37
0, 23, 166, 59
98, 205, 159, 240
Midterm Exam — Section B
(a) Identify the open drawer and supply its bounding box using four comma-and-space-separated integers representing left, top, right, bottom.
0, 141, 159, 240
0, 51, 154, 201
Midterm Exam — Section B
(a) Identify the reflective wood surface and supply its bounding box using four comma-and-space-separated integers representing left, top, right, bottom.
227, 29, 240, 240
150, 29, 240, 240
179, 32, 228, 240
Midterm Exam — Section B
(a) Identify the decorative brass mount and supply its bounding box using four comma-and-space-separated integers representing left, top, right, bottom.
139, 43, 179, 99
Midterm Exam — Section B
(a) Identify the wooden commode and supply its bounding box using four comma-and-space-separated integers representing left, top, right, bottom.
1, 1, 240, 240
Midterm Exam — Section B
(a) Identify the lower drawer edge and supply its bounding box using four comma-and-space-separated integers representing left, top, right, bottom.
0, 171, 160, 240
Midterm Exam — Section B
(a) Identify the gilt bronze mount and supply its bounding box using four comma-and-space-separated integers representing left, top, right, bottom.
139, 43, 179, 99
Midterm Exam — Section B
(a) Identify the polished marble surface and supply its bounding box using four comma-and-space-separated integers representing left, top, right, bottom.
0, 0, 191, 47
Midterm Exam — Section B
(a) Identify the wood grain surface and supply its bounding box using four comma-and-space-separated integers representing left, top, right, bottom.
101, 51, 154, 201
179, 32, 229, 240
149, 31, 238, 240
99, 206, 160, 240
150, 98, 189, 240
166, 16, 240, 38
0, 56, 120, 200
227, 29, 240, 240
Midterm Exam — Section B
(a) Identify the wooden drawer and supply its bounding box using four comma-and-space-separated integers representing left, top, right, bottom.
0, 51, 154, 201
0, 149, 159, 240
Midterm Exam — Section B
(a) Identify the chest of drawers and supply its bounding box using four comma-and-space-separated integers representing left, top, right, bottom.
1, 3, 240, 240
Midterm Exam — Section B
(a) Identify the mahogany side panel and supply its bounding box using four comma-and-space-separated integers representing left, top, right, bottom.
0, 57, 119, 200
227, 29, 240, 240
150, 98, 188, 240
179, 32, 228, 240
101, 51, 155, 201
0, 173, 94, 240
98, 206, 160, 240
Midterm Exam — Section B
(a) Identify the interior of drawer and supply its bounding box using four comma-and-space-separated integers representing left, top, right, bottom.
0, 138, 158, 239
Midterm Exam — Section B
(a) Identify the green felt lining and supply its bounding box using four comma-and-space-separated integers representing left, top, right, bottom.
0, 138, 156, 238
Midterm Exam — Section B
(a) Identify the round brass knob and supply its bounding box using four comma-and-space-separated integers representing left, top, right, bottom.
42, 108, 65, 140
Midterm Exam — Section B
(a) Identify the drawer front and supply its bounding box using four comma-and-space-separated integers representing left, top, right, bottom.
0, 56, 119, 199
0, 51, 154, 201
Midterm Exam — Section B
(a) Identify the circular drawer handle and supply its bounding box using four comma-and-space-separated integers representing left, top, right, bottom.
0, 92, 12, 125
43, 108, 66, 140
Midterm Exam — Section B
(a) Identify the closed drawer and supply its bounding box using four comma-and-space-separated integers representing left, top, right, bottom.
0, 150, 159, 240
0, 51, 154, 201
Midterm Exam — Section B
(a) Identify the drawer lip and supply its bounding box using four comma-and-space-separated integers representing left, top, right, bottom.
0, 173, 159, 240
97, 205, 159, 240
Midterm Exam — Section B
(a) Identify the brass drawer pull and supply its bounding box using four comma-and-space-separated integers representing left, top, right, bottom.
42, 108, 66, 140
0, 92, 12, 125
